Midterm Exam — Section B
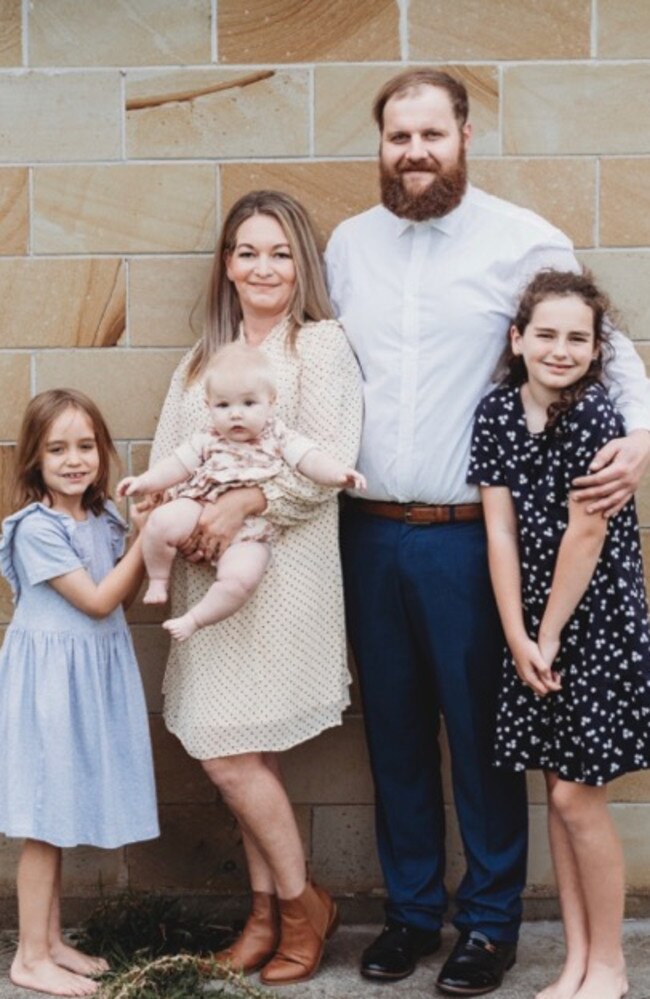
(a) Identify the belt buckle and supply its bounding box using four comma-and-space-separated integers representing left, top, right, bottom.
403, 505, 415, 523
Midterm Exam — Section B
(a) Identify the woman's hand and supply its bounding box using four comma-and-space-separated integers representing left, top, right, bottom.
510, 635, 562, 697
571, 429, 650, 517
180, 487, 266, 563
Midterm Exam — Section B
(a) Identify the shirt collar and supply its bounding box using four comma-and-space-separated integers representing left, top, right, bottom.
388, 184, 472, 238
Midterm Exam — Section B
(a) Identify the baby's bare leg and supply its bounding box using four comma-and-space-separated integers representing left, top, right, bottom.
164, 541, 270, 641
141, 498, 203, 603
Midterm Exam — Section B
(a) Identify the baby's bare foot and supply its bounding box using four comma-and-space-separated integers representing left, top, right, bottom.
143, 579, 168, 604
50, 940, 109, 977
11, 953, 98, 996
163, 613, 198, 642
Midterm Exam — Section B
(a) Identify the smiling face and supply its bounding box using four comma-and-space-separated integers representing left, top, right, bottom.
511, 294, 598, 402
206, 368, 275, 442
379, 84, 471, 220
39, 406, 100, 515
225, 213, 297, 326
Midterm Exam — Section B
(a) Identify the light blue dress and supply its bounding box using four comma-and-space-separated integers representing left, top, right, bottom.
0, 502, 159, 848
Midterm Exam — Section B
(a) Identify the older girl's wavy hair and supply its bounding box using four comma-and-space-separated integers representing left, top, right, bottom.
496, 268, 616, 432
13, 389, 117, 516
185, 190, 334, 386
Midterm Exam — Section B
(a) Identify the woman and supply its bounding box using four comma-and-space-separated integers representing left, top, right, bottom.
149, 191, 362, 984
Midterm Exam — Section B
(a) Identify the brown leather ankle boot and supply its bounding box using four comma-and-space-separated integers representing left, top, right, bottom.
260, 881, 339, 984
213, 890, 280, 974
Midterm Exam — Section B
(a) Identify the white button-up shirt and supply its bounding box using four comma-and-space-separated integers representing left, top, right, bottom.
326, 185, 650, 504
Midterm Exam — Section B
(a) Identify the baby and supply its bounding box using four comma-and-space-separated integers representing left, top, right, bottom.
118, 342, 365, 641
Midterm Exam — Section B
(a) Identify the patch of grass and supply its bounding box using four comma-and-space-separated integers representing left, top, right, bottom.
73, 892, 276, 999
96, 953, 275, 999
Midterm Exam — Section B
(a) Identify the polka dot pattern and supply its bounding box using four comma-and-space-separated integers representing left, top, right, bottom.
468, 382, 650, 786
150, 319, 362, 760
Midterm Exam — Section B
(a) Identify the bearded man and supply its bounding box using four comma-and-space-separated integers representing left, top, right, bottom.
325, 69, 650, 996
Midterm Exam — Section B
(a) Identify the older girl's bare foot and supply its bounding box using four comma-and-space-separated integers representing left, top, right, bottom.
10, 953, 98, 996
143, 579, 168, 604
50, 940, 109, 977
163, 612, 198, 641
573, 962, 628, 999
536, 976, 582, 998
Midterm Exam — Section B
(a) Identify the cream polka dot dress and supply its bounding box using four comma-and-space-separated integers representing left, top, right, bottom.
150, 319, 362, 759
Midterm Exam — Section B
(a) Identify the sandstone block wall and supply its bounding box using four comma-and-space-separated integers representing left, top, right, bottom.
0, 0, 649, 922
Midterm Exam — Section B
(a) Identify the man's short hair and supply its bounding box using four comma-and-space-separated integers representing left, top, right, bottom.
373, 69, 469, 130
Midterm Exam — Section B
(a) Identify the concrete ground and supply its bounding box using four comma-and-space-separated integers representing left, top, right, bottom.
1, 922, 649, 998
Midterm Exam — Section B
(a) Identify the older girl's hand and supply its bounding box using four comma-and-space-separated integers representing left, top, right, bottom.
511, 636, 562, 697
180, 487, 266, 563
129, 492, 164, 533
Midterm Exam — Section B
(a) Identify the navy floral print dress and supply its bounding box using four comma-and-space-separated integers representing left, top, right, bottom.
468, 382, 650, 785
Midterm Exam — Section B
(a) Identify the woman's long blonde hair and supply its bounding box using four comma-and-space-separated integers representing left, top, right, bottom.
185, 190, 334, 386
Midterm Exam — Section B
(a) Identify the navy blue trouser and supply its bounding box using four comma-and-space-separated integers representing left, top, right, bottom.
340, 511, 527, 942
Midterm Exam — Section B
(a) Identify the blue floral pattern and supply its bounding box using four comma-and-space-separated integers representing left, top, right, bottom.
468, 383, 650, 785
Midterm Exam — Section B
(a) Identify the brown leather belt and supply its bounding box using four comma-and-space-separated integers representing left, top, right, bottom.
346, 497, 483, 525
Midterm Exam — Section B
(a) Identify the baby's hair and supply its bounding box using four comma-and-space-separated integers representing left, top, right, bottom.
497, 268, 616, 431
13, 389, 117, 516
204, 342, 277, 399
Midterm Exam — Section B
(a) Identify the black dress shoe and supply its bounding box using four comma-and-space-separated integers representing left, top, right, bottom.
436, 930, 516, 996
361, 921, 441, 980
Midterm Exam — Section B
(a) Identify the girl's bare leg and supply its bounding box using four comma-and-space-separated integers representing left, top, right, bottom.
536, 772, 588, 999
552, 780, 628, 999
202, 751, 306, 900
164, 541, 270, 641
48, 852, 109, 977
10, 840, 98, 996
141, 498, 203, 603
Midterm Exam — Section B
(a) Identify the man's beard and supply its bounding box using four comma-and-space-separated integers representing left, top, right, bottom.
380, 145, 468, 221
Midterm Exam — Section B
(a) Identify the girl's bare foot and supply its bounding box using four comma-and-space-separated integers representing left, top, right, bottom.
573, 961, 628, 999
143, 579, 168, 604
163, 612, 198, 641
50, 940, 109, 977
11, 953, 98, 996
536, 960, 586, 999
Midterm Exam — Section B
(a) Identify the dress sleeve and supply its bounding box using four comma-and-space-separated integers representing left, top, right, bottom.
262, 321, 363, 526
560, 385, 623, 484
275, 419, 320, 470
174, 433, 207, 474
467, 396, 507, 487
13, 512, 84, 588
103, 501, 128, 562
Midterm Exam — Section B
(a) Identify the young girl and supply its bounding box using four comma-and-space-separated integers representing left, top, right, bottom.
0, 390, 159, 998
117, 342, 365, 642
468, 269, 650, 999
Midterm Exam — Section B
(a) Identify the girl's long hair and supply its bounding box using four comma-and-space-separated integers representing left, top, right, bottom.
185, 190, 334, 386
13, 389, 117, 516
496, 268, 616, 432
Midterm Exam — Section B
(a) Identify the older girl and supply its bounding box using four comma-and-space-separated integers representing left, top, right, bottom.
469, 270, 650, 999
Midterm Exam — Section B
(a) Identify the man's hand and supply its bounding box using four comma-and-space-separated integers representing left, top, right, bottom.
179, 487, 266, 564
571, 429, 650, 518
510, 636, 562, 697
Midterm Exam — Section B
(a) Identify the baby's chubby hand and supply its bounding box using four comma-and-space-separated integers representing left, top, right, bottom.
340, 469, 367, 491
116, 476, 141, 498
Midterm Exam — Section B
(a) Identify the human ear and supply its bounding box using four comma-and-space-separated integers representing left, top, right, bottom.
510, 324, 523, 355
461, 121, 472, 150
